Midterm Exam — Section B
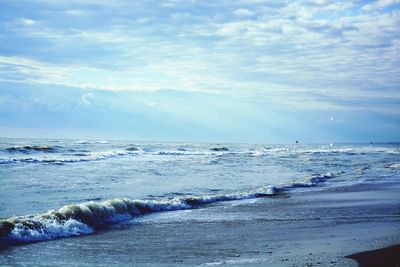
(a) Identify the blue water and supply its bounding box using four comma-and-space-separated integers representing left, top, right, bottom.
0, 138, 399, 244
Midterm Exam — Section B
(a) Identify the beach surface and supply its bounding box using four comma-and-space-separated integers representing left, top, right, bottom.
346, 244, 400, 267
1, 177, 399, 266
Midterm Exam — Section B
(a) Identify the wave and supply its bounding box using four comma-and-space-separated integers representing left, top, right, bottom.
0, 147, 239, 165
209, 147, 229, 152
154, 150, 214, 156
126, 146, 140, 151
0, 150, 142, 165
4, 145, 58, 154
0, 172, 337, 245
385, 162, 400, 169
288, 172, 337, 187
0, 189, 273, 244
5, 144, 395, 166
297, 146, 400, 155
76, 140, 109, 144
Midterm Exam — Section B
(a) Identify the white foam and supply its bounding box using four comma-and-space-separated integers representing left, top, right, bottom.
76, 140, 108, 144
203, 257, 268, 266
1, 149, 142, 164
9, 218, 94, 242
386, 162, 400, 169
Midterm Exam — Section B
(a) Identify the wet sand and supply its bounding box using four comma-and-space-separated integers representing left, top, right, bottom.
0, 180, 399, 266
346, 244, 400, 267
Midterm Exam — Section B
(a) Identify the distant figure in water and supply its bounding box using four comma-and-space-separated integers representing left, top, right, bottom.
296, 140, 299, 144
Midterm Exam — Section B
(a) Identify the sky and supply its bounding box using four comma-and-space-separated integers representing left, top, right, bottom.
0, 0, 399, 143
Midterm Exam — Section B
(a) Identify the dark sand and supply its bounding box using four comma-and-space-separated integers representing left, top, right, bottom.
0, 180, 399, 266
346, 244, 400, 267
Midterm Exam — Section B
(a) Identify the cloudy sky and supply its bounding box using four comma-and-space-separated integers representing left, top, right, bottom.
0, 0, 399, 143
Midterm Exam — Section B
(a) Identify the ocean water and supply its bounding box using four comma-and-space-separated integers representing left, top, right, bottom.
0, 138, 399, 246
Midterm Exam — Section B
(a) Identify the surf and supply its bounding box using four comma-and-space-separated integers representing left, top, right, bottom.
0, 172, 337, 245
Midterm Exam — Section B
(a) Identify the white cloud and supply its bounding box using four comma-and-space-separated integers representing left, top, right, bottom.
329, 116, 343, 123
15, 18, 36, 26
0, 56, 68, 84
1, 0, 399, 115
233, 8, 254, 16
81, 92, 93, 105
362, 0, 400, 12
65, 9, 87, 16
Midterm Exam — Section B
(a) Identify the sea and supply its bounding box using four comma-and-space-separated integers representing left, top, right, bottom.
0, 138, 399, 261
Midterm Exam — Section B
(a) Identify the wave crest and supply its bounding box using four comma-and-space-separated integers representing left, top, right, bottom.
209, 147, 229, 152
5, 145, 57, 154
385, 162, 400, 169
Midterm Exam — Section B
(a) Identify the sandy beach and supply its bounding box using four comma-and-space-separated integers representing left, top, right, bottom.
1, 175, 399, 266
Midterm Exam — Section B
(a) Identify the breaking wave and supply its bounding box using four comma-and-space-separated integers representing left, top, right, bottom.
385, 162, 400, 169
76, 140, 108, 144
126, 146, 140, 151
4, 145, 58, 154
0, 150, 143, 165
0, 172, 337, 245
0, 148, 243, 165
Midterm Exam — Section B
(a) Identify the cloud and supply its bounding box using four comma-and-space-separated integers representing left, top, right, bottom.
329, 116, 343, 123
362, 0, 400, 12
0, 56, 69, 84
65, 9, 87, 16
233, 8, 254, 16
0, 0, 399, 117
81, 92, 93, 105
15, 18, 36, 26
